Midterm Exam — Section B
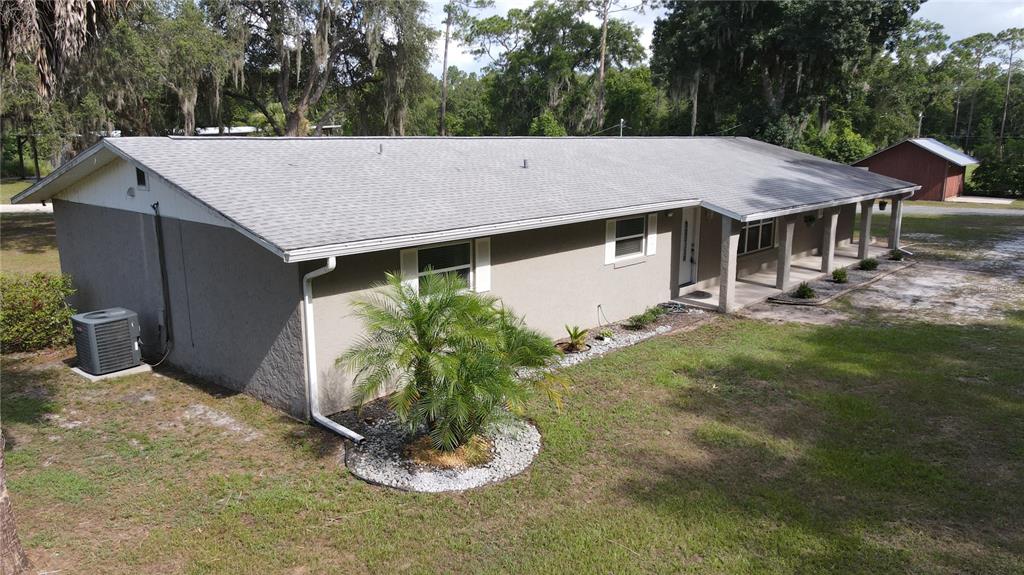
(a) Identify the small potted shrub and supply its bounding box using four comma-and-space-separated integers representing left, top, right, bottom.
858, 257, 879, 271
793, 281, 816, 299
832, 268, 848, 284
888, 249, 905, 261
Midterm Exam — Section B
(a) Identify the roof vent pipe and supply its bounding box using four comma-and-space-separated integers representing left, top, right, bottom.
522, 159, 528, 169
302, 257, 364, 444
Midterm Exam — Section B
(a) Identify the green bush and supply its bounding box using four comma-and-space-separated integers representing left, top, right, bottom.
858, 257, 879, 271
564, 325, 589, 352
341, 271, 561, 452
624, 305, 666, 330
832, 268, 848, 283
793, 282, 816, 299
888, 249, 904, 261
0, 273, 76, 352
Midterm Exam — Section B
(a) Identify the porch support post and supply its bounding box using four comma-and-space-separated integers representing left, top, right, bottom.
820, 207, 838, 273
718, 216, 740, 313
776, 216, 795, 289
858, 199, 874, 259
888, 196, 904, 250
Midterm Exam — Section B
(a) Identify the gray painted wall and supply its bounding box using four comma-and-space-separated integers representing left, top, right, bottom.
53, 199, 308, 418
310, 212, 678, 414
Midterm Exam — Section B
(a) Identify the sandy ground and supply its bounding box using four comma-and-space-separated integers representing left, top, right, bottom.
743, 230, 1024, 326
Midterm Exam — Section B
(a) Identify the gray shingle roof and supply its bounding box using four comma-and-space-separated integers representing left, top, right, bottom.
18, 136, 917, 261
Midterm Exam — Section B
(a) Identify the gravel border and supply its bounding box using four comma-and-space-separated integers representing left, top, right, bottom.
768, 259, 914, 306
345, 415, 541, 493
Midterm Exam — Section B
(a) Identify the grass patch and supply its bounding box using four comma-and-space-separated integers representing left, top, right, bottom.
0, 213, 60, 274
1, 180, 32, 204
907, 199, 1024, 210
8, 469, 101, 503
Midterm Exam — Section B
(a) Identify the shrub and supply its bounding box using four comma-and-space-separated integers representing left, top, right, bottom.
858, 257, 879, 271
564, 325, 589, 352
888, 249, 904, 261
597, 328, 614, 340
624, 305, 666, 330
0, 273, 76, 352
793, 282, 816, 299
341, 272, 561, 452
832, 268, 848, 283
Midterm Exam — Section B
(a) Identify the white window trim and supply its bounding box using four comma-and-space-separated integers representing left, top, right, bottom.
401, 239, 489, 293
737, 218, 777, 256
605, 215, 647, 264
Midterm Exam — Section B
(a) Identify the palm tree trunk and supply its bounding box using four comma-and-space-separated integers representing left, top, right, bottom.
0, 433, 31, 575
594, 0, 611, 131
999, 46, 1016, 159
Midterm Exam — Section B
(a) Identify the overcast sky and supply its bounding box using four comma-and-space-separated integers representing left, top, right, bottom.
424, 0, 1024, 77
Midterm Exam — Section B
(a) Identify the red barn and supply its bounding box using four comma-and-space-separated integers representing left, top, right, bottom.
854, 138, 979, 201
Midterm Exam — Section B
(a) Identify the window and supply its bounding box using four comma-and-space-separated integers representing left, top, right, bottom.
416, 241, 472, 289
612, 216, 646, 260
135, 167, 148, 188
737, 218, 776, 255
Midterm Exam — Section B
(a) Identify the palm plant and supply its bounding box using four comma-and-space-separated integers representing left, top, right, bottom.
340, 271, 560, 452
564, 325, 589, 352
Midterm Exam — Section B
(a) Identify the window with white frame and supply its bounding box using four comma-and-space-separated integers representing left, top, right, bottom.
416, 241, 473, 289
737, 218, 776, 255
612, 216, 646, 260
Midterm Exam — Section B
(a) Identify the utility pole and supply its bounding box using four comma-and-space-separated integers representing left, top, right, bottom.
916, 112, 923, 138
619, 118, 624, 137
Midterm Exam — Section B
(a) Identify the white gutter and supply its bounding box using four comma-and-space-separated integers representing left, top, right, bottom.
713, 186, 920, 223
301, 257, 364, 443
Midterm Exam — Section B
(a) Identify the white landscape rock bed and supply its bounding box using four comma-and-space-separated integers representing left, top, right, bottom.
345, 417, 541, 493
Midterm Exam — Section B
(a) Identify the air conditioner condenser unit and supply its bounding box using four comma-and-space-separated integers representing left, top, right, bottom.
71, 308, 142, 375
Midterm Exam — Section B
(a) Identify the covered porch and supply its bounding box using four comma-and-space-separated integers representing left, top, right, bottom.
676, 195, 906, 313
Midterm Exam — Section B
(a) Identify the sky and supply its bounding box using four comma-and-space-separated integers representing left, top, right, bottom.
424, 0, 1024, 77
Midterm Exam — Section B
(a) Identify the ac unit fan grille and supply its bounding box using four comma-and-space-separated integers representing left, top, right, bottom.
94, 319, 134, 373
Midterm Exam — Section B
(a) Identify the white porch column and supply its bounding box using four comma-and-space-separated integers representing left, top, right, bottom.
776, 216, 795, 289
858, 199, 874, 259
888, 196, 904, 250
820, 208, 839, 273
719, 216, 740, 313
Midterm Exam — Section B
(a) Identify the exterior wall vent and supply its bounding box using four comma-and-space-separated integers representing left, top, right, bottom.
71, 308, 142, 375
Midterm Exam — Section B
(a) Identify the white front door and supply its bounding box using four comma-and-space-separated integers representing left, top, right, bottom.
678, 207, 700, 286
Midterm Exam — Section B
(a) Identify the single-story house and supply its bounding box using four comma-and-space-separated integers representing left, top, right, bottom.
13, 136, 917, 437
854, 137, 979, 201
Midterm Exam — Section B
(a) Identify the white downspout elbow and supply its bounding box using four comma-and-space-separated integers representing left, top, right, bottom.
302, 256, 364, 444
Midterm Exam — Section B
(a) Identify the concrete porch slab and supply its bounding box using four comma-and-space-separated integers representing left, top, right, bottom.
71, 363, 152, 382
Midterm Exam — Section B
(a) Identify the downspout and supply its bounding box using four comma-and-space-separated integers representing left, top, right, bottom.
302, 257, 365, 443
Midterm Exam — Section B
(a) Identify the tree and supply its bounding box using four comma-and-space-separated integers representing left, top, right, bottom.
439, 0, 493, 135
585, 0, 647, 133
340, 272, 560, 452
156, 1, 239, 135
949, 33, 997, 152
996, 28, 1024, 157
0, 433, 30, 574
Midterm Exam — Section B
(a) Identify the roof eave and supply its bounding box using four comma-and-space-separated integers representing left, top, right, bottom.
705, 186, 920, 223
11, 140, 117, 204
283, 198, 703, 263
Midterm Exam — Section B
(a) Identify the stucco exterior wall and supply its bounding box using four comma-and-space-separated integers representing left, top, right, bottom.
311, 212, 677, 414
53, 199, 308, 418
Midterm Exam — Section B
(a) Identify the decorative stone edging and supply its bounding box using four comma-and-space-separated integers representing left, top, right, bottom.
345, 416, 541, 493
767, 261, 916, 306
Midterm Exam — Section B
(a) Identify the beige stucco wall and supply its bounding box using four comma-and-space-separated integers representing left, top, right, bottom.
311, 212, 678, 414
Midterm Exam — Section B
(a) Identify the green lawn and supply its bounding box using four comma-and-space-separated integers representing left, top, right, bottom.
0, 213, 60, 274
2, 213, 1022, 574
1, 180, 32, 204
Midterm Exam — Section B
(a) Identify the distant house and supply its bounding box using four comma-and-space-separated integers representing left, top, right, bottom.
854, 138, 979, 202
13, 137, 917, 432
